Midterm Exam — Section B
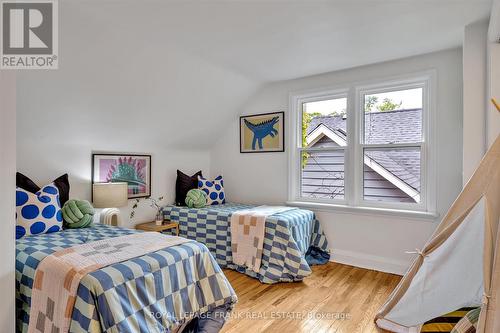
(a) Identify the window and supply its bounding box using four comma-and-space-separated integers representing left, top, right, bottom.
361, 86, 423, 204
289, 73, 435, 213
301, 97, 347, 200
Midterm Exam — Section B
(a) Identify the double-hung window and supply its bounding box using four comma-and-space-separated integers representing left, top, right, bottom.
289, 73, 436, 214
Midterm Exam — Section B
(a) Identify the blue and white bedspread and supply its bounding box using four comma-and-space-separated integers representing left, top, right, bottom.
162, 203, 330, 284
16, 224, 237, 333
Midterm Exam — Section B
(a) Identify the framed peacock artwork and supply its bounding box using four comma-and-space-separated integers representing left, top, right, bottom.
240, 111, 285, 153
92, 153, 151, 199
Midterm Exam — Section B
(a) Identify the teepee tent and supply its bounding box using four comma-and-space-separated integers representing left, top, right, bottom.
375, 134, 500, 333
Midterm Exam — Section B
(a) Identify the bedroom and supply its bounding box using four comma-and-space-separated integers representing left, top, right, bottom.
1, 0, 500, 332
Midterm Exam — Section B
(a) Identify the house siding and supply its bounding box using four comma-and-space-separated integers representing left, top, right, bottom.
302, 137, 344, 199
363, 166, 414, 202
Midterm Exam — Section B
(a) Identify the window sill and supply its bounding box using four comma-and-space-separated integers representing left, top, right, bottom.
286, 200, 439, 221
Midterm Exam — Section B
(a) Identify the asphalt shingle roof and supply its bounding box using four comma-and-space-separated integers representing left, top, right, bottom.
364, 108, 422, 144
308, 115, 347, 136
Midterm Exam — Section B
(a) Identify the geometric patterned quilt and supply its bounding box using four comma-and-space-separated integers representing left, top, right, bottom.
16, 224, 237, 333
162, 203, 330, 284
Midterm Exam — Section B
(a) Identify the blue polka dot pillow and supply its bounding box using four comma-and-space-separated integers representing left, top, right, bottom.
198, 175, 226, 205
16, 183, 63, 239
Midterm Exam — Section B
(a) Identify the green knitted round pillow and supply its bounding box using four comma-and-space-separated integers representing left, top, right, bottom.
62, 199, 95, 229
185, 189, 207, 208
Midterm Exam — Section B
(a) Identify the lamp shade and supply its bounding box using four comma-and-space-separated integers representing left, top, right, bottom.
92, 182, 128, 208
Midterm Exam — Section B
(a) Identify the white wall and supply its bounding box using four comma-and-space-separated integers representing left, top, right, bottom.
16, 0, 259, 227
484, 0, 500, 149
461, 4, 500, 183
16, 141, 210, 229
463, 20, 488, 184
0, 71, 16, 332
210, 49, 464, 274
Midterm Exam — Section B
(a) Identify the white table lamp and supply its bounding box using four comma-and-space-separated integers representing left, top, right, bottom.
92, 182, 128, 208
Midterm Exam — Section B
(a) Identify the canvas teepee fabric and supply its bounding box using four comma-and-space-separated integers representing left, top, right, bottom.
375, 134, 500, 333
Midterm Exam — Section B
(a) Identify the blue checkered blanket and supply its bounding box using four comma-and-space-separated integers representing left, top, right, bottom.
16, 224, 237, 333
162, 203, 330, 284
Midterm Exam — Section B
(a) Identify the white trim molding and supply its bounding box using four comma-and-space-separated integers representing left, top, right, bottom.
330, 248, 409, 275
286, 200, 438, 220
306, 123, 347, 147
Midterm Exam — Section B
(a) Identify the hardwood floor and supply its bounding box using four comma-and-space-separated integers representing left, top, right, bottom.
220, 262, 401, 333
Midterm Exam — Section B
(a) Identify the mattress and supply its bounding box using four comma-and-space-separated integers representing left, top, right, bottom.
16, 224, 237, 333
162, 203, 330, 284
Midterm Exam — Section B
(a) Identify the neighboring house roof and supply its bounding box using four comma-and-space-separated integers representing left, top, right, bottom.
364, 108, 422, 144
308, 115, 347, 136
307, 108, 421, 144
305, 108, 422, 202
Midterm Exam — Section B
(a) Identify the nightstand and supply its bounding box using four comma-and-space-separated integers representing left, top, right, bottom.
135, 221, 179, 236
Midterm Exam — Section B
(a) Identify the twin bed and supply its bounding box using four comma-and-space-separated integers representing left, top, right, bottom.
16, 203, 330, 332
162, 203, 330, 284
16, 225, 236, 333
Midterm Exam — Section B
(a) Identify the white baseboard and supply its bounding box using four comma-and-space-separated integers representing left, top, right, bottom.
330, 249, 409, 275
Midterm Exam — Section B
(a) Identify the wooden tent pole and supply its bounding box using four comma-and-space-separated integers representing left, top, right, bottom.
492, 98, 500, 112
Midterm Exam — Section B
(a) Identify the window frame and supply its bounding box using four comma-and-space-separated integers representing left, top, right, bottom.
288, 71, 437, 214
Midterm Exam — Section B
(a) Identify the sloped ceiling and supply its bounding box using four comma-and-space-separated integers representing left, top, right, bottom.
137, 0, 492, 82
17, 1, 260, 150
17, 0, 492, 149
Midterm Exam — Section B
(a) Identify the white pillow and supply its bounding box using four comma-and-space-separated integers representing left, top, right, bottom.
198, 175, 226, 205
16, 183, 63, 239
